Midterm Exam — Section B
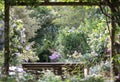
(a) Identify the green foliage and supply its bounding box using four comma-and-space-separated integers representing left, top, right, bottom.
52, 6, 106, 59
102, 63, 110, 72
80, 75, 104, 82
0, 76, 16, 82
8, 7, 40, 64
0, 70, 105, 82
1, 0, 120, 81
27, 6, 109, 65
9, 19, 25, 65
79, 18, 108, 67
11, 7, 40, 40
9, 0, 43, 5
113, 54, 120, 73
20, 73, 36, 82
29, 6, 59, 62
0, 0, 4, 10
38, 70, 62, 82
52, 6, 87, 28
86, 19, 108, 54
64, 75, 104, 82
0, 0, 4, 20
21, 44, 39, 62
53, 0, 99, 2
29, 6, 58, 44
0, 72, 36, 82
0, 50, 4, 66
56, 27, 89, 58
35, 39, 52, 62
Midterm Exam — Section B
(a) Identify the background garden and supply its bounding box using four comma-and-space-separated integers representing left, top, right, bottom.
0, 0, 120, 82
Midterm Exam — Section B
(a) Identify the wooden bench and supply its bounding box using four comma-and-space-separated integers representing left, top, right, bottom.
22, 62, 84, 76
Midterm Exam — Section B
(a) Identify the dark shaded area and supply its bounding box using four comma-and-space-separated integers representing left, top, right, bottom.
37, 49, 52, 62
114, 42, 120, 54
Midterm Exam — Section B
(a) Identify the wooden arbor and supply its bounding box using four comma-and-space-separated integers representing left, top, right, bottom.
4, 0, 120, 78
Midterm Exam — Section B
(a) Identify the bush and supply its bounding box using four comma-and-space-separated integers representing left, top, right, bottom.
56, 27, 89, 58
81, 75, 104, 82
38, 70, 62, 82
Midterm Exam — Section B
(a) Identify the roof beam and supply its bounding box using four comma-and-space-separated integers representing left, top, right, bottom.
9, 2, 109, 6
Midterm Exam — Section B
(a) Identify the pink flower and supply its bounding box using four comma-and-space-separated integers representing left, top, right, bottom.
49, 52, 61, 61
106, 48, 110, 54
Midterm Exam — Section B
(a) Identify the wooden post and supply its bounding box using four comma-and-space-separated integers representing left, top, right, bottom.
109, 0, 117, 80
4, 0, 10, 76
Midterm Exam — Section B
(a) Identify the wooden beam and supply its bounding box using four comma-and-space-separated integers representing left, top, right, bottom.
4, 0, 10, 76
9, 2, 110, 6
110, 0, 119, 79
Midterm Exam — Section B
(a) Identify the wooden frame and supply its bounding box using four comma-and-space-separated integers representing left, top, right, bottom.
8, 0, 114, 6
4, 0, 120, 79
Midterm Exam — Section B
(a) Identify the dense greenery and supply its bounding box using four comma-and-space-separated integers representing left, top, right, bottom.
56, 26, 89, 57
0, 70, 105, 82
28, 6, 108, 63
0, 0, 120, 81
29, 6, 59, 62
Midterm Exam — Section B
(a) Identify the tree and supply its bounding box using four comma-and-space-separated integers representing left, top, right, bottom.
11, 6, 40, 40
29, 6, 59, 62
55, 26, 90, 58
9, 7, 40, 64
52, 6, 86, 28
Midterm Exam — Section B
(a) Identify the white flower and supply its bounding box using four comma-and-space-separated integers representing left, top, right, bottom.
72, 51, 82, 58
